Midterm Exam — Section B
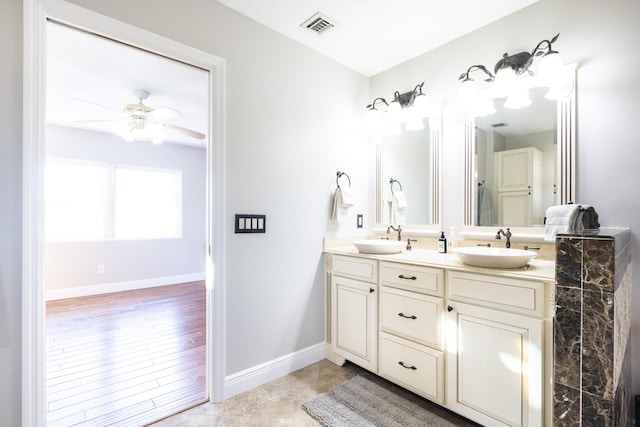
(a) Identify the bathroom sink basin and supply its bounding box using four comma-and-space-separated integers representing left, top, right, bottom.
452, 247, 537, 269
352, 240, 405, 254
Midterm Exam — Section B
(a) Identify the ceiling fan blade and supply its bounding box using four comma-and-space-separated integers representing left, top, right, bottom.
71, 119, 118, 124
165, 124, 206, 140
147, 107, 181, 121
70, 97, 120, 112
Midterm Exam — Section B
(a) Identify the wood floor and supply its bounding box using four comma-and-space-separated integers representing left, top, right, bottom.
46, 281, 207, 427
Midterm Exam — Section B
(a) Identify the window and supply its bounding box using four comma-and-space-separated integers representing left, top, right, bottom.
114, 167, 182, 239
45, 159, 182, 241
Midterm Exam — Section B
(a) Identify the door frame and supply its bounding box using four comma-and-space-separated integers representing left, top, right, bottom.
22, 0, 227, 424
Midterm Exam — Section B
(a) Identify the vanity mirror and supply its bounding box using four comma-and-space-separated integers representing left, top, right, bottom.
463, 65, 576, 234
375, 111, 442, 234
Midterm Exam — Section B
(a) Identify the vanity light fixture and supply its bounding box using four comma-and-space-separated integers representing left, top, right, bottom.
366, 81, 431, 132
458, 33, 564, 113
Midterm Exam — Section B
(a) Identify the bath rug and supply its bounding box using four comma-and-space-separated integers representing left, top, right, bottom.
301, 375, 458, 427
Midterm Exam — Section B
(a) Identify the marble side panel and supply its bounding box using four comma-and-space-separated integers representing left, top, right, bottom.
554, 286, 582, 389
582, 390, 614, 427
556, 236, 582, 288
582, 238, 614, 293
581, 288, 614, 399
613, 341, 632, 427
554, 382, 581, 426
614, 265, 631, 392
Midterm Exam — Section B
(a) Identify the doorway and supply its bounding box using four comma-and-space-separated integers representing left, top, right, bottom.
23, 1, 226, 425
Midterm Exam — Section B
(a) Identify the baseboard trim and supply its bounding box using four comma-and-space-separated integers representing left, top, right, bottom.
224, 342, 326, 400
45, 273, 205, 300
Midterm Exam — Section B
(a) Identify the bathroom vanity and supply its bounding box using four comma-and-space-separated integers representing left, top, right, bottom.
324, 244, 556, 427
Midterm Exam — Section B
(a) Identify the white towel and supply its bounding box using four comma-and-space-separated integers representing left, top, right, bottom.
544, 204, 581, 242
338, 186, 355, 208
390, 192, 406, 225
331, 187, 353, 223
392, 191, 407, 209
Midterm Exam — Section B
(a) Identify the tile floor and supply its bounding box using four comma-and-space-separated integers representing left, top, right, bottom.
149, 359, 478, 426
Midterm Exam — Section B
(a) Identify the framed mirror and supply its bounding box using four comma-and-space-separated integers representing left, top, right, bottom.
463, 65, 576, 236
375, 108, 442, 236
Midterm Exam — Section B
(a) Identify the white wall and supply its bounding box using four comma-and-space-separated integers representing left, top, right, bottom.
0, 0, 24, 423
371, 0, 640, 398
61, 0, 371, 378
44, 125, 206, 296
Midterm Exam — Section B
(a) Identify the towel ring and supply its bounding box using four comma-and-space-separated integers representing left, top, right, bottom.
336, 171, 351, 188
390, 178, 403, 195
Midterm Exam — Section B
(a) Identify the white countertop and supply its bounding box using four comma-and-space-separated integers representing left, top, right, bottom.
324, 245, 555, 281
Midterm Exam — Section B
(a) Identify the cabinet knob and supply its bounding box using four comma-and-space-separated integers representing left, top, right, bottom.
370, 288, 375, 293
447, 305, 454, 312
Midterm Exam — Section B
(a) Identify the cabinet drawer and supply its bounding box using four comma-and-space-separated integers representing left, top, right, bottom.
379, 332, 444, 404
331, 255, 378, 283
380, 286, 443, 349
380, 261, 443, 296
447, 271, 546, 318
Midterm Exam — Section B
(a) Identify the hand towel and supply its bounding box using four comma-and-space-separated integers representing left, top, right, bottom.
331, 187, 354, 224
392, 191, 407, 209
578, 205, 600, 229
338, 186, 355, 208
544, 204, 580, 242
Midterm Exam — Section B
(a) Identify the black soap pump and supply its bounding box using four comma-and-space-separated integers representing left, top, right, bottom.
438, 231, 447, 253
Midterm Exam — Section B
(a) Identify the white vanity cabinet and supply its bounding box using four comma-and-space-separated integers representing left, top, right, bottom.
324, 250, 554, 427
378, 262, 445, 403
445, 270, 551, 427
327, 254, 378, 372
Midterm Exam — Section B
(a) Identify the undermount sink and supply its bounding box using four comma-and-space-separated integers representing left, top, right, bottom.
452, 246, 537, 269
352, 239, 405, 254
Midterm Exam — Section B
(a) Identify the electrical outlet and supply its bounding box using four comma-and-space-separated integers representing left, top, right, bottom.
98, 264, 105, 274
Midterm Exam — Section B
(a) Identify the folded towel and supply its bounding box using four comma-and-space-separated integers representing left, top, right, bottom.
579, 205, 600, 229
544, 204, 580, 242
392, 191, 407, 209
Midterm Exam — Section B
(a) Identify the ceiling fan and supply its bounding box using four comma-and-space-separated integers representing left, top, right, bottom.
74, 89, 206, 144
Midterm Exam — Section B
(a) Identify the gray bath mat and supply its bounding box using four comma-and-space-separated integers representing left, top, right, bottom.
301, 375, 458, 427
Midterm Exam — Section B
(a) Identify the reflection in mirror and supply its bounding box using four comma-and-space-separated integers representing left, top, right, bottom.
463, 65, 576, 231
474, 87, 557, 226
380, 123, 431, 225
375, 110, 441, 233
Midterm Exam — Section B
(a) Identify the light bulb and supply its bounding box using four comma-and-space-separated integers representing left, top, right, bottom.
494, 66, 515, 98
458, 77, 477, 101
538, 51, 563, 86
413, 92, 429, 118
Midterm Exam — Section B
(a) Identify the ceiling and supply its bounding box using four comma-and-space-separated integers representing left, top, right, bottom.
216, 0, 540, 77
46, 1, 540, 147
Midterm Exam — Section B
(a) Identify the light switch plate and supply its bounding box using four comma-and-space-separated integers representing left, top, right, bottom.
357, 214, 363, 228
235, 214, 266, 233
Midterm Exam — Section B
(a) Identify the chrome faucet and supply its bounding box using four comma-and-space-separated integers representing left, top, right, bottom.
496, 228, 512, 248
387, 225, 402, 241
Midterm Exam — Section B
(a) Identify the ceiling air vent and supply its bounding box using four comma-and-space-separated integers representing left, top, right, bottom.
300, 12, 337, 35
491, 122, 509, 128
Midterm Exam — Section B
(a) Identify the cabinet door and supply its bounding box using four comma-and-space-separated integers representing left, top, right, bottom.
495, 148, 533, 192
446, 302, 543, 427
331, 275, 377, 372
497, 190, 531, 226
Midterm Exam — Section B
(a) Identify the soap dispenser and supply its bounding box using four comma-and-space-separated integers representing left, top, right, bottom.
438, 231, 447, 253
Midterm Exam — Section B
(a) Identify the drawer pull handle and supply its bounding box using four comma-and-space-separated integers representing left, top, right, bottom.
398, 312, 417, 319
398, 274, 417, 280
447, 305, 454, 312
398, 361, 417, 370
